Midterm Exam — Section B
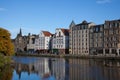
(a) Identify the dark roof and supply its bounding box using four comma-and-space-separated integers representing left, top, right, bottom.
90, 24, 104, 29
105, 19, 120, 22
76, 20, 91, 26
69, 20, 76, 27
61, 29, 69, 36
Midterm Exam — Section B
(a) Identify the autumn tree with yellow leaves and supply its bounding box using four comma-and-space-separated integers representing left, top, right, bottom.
0, 27, 14, 56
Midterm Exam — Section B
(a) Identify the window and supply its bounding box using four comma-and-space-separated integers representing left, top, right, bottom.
116, 30, 119, 34
90, 29, 93, 32
93, 27, 95, 32
117, 23, 119, 28
109, 30, 113, 34
115, 23, 117, 27
100, 27, 103, 31
114, 37, 116, 41
59, 32, 61, 37
96, 27, 99, 32
104, 25, 107, 29
109, 23, 112, 28
113, 23, 115, 27
99, 33, 102, 37
85, 25, 87, 29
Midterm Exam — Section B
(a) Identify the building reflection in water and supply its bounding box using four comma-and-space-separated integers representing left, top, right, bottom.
69, 59, 90, 80
91, 60, 120, 80
48, 58, 68, 80
13, 58, 51, 80
13, 57, 67, 80
12, 57, 120, 80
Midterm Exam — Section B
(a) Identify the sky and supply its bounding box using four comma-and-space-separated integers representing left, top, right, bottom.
0, 0, 120, 39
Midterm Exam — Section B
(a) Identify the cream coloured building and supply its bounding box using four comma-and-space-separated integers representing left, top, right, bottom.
69, 20, 95, 55
27, 34, 37, 53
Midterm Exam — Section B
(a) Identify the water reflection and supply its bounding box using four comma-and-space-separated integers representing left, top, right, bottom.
3, 57, 120, 80
0, 64, 13, 80
12, 57, 67, 80
89, 59, 120, 80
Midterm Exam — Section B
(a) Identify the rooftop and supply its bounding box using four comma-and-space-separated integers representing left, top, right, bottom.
42, 31, 52, 37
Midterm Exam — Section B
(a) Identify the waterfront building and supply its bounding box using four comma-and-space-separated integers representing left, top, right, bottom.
27, 34, 37, 53
89, 24, 104, 55
38, 31, 52, 53
69, 21, 76, 54
52, 28, 69, 54
104, 19, 120, 55
69, 20, 95, 55
13, 28, 28, 52
34, 35, 39, 51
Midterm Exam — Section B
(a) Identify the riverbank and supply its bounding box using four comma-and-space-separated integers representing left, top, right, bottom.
15, 53, 120, 60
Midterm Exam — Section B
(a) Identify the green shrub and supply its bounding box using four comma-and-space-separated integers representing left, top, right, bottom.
0, 53, 11, 68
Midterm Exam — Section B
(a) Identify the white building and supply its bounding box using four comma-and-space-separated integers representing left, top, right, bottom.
52, 28, 69, 54
38, 31, 52, 53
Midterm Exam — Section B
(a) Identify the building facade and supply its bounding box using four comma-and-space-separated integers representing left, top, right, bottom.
34, 35, 39, 51
69, 20, 95, 55
27, 34, 37, 53
89, 24, 104, 55
13, 28, 28, 52
52, 28, 69, 54
104, 19, 120, 55
69, 21, 76, 54
38, 31, 52, 53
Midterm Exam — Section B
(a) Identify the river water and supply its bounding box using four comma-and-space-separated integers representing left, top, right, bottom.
0, 56, 120, 80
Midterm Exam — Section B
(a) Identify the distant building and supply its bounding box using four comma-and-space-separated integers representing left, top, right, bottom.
89, 24, 104, 55
69, 21, 76, 54
104, 19, 120, 55
38, 31, 52, 53
34, 35, 40, 51
13, 28, 28, 52
52, 28, 69, 54
69, 20, 95, 55
27, 34, 37, 53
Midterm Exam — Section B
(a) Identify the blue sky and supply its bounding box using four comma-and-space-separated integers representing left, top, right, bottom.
0, 0, 120, 39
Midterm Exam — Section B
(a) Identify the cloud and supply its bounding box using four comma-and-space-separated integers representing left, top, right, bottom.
96, 0, 111, 4
0, 8, 7, 11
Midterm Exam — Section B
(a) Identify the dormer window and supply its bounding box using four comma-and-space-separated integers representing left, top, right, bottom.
59, 32, 61, 37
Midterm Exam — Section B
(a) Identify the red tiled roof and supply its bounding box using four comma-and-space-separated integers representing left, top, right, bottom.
61, 29, 69, 36
42, 31, 52, 37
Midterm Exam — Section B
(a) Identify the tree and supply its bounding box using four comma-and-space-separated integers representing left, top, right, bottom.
0, 27, 14, 56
